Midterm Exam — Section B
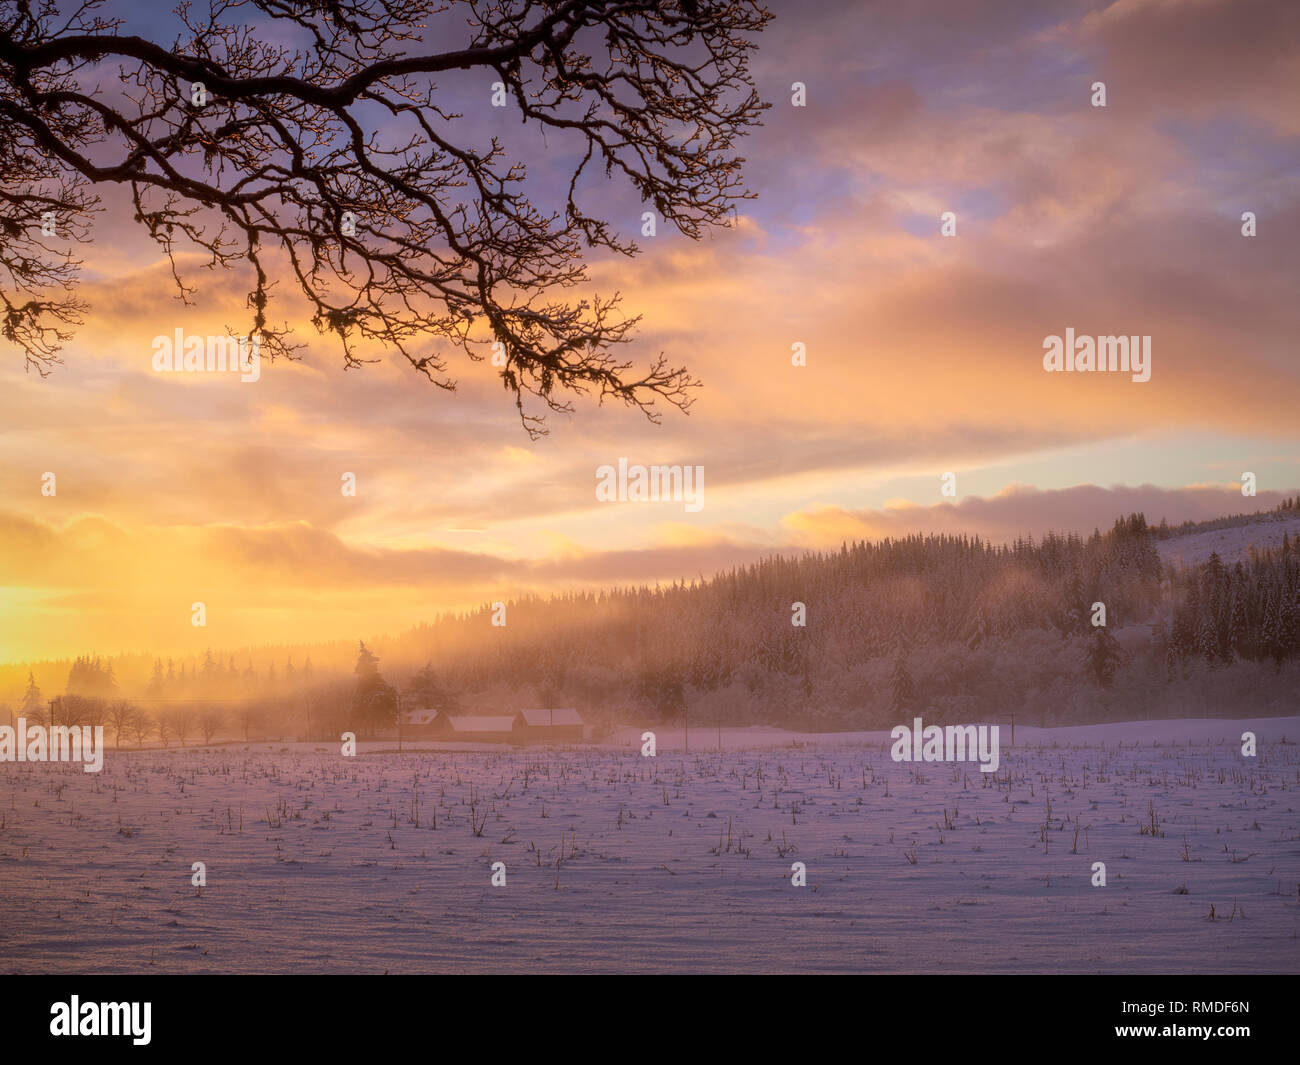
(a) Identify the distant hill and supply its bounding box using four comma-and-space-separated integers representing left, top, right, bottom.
1158, 515, 1300, 567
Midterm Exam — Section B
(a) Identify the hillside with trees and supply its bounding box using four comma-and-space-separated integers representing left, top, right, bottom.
3, 500, 1297, 740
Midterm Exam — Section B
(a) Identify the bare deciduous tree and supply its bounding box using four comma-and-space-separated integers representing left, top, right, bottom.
107, 698, 139, 747
0, 0, 771, 434
197, 707, 225, 742
236, 703, 263, 741
130, 709, 153, 747
169, 705, 196, 744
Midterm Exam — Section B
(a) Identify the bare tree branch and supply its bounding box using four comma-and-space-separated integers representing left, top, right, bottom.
0, 0, 771, 434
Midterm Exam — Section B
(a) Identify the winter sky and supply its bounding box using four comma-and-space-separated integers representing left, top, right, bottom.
2, 0, 1298, 659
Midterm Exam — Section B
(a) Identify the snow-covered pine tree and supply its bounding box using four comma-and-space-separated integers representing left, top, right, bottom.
889, 646, 915, 716
1086, 625, 1124, 688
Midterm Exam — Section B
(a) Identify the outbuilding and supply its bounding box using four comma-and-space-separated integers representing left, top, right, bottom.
513, 707, 584, 743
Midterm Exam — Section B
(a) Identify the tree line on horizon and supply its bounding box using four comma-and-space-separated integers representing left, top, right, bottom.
4, 499, 1298, 739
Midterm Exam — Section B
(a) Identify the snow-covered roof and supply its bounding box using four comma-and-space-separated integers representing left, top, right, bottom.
443, 715, 516, 732
516, 708, 583, 727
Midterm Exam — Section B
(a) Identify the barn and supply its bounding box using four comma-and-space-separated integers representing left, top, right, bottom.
513, 708, 584, 743
430, 714, 517, 744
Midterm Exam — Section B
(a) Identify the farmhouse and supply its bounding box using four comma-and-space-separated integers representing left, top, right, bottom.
431, 714, 517, 744
400, 707, 441, 739
514, 708, 584, 742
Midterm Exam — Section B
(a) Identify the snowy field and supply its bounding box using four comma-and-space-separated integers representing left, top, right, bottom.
1, 718, 1298, 974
